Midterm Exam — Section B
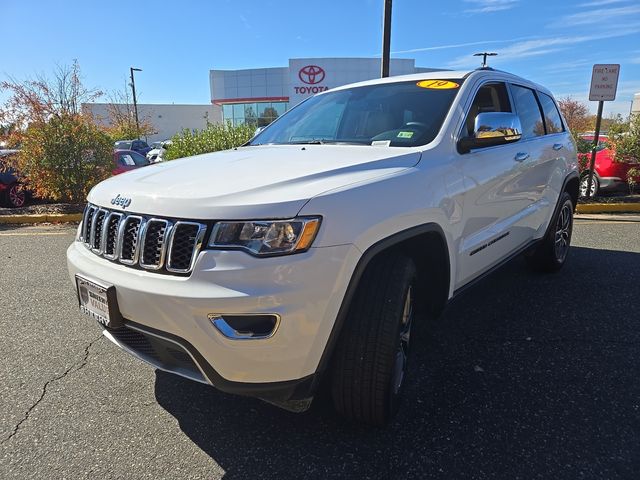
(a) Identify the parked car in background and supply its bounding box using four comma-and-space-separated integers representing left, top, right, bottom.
113, 149, 150, 176
146, 140, 172, 163
578, 134, 640, 196
0, 153, 27, 208
114, 139, 152, 156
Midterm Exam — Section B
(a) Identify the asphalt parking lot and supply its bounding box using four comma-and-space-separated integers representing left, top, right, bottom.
1, 217, 639, 479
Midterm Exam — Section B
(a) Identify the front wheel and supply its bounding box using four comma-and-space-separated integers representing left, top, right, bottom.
525, 191, 574, 272
330, 252, 416, 426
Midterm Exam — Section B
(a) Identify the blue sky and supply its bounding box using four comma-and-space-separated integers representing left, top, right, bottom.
4, 0, 639, 117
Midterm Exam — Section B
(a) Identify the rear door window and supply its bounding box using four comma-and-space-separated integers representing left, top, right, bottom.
510, 84, 545, 139
538, 92, 564, 134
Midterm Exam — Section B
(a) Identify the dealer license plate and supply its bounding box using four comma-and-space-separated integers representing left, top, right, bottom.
76, 275, 116, 327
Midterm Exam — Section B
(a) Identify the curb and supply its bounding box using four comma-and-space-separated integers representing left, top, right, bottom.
0, 213, 83, 224
576, 203, 640, 214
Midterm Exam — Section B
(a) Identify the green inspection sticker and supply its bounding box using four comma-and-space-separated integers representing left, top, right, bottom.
397, 131, 414, 138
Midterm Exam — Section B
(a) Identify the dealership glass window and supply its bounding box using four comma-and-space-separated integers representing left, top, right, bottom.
222, 101, 289, 127
222, 104, 233, 121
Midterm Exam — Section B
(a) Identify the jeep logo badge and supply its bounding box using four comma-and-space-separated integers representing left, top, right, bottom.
111, 194, 132, 209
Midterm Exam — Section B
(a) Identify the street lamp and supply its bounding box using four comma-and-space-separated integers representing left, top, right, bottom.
129, 67, 142, 139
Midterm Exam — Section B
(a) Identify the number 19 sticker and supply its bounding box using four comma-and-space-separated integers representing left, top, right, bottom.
417, 80, 459, 89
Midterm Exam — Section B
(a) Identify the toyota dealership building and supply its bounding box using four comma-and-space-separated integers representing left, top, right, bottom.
86, 57, 433, 142
209, 57, 435, 127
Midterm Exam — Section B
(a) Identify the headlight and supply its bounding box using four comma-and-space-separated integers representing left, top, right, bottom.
208, 217, 321, 256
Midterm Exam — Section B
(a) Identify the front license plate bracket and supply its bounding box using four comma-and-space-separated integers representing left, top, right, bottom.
75, 275, 124, 329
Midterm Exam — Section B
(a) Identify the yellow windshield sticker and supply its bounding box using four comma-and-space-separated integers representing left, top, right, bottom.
417, 80, 459, 90
397, 131, 414, 138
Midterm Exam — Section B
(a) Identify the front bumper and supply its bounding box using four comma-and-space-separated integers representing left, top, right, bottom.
67, 240, 360, 398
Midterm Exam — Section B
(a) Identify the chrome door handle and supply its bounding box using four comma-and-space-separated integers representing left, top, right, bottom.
514, 152, 529, 162
553, 143, 563, 151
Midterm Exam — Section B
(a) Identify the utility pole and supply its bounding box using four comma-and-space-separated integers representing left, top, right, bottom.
130, 67, 142, 140
381, 0, 392, 78
473, 52, 497, 68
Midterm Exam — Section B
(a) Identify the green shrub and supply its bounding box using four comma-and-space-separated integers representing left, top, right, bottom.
165, 122, 255, 161
610, 114, 640, 164
628, 167, 640, 194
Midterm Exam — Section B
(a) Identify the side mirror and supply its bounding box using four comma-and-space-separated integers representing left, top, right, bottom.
458, 112, 522, 154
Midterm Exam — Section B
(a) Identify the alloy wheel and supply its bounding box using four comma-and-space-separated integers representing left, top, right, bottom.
8, 184, 25, 208
391, 285, 413, 395
554, 202, 572, 262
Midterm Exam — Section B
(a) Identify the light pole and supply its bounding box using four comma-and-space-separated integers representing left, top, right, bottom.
381, 0, 392, 78
129, 67, 142, 139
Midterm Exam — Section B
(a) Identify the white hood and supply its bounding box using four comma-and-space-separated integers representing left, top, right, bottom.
88, 144, 421, 219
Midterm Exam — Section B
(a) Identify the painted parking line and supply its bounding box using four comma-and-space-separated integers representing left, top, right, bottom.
0, 231, 71, 236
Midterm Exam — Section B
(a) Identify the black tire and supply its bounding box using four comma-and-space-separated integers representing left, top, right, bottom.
330, 251, 416, 426
579, 173, 599, 197
525, 191, 574, 273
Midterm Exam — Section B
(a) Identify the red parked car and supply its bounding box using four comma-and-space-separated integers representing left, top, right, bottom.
113, 149, 150, 176
578, 134, 640, 196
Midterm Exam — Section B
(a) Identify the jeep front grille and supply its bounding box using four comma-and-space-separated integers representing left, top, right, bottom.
80, 204, 206, 275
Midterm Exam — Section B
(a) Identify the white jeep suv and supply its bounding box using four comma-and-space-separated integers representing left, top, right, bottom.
67, 68, 578, 425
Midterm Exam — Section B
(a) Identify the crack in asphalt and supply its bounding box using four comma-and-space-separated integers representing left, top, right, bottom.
1, 335, 102, 444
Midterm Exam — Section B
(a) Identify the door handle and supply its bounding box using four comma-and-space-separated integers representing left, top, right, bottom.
514, 152, 529, 162
553, 143, 563, 151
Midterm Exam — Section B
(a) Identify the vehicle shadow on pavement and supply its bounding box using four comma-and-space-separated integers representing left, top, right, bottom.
154, 246, 640, 479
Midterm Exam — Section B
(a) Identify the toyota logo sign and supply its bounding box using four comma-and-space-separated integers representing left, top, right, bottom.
298, 65, 326, 85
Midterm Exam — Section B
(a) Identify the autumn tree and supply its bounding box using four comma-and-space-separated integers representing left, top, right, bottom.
557, 97, 591, 137
0, 61, 113, 202
97, 83, 154, 141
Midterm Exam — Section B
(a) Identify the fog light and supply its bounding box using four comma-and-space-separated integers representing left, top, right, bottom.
208, 314, 279, 340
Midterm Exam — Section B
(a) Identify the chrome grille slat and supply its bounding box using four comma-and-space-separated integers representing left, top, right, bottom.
140, 219, 171, 270
118, 216, 143, 265
90, 209, 108, 253
81, 204, 204, 275
102, 212, 123, 260
166, 222, 207, 273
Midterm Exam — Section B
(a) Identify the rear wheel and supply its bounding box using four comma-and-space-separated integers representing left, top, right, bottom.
525, 191, 574, 272
5, 182, 26, 208
330, 251, 416, 426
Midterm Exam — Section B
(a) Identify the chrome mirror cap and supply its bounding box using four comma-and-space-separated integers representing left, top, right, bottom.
474, 112, 522, 142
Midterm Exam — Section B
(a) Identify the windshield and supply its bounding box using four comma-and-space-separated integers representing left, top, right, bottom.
249, 79, 463, 147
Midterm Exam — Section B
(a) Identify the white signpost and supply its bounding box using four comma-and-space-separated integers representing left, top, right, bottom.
585, 64, 620, 198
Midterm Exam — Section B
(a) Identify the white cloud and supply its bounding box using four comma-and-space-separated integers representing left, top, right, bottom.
552, 5, 640, 27
445, 28, 640, 70
391, 36, 537, 55
464, 0, 519, 13
578, 0, 630, 7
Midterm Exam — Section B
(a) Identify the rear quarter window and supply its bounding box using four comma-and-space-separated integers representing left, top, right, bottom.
510, 84, 545, 139
538, 92, 564, 134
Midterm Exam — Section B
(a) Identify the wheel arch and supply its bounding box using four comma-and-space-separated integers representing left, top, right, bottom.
312, 223, 451, 385
565, 172, 580, 210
